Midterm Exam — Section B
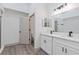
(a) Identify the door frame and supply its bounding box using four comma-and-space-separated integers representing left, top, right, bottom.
29, 13, 35, 45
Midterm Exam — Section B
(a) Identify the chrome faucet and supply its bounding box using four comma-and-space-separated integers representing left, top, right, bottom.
69, 31, 73, 37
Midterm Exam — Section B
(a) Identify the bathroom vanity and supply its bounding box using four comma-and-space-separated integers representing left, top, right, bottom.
40, 32, 79, 55
40, 4, 79, 55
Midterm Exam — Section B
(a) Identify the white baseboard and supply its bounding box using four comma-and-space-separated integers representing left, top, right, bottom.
0, 45, 4, 54
0, 42, 20, 54
34, 48, 40, 54
5, 42, 20, 47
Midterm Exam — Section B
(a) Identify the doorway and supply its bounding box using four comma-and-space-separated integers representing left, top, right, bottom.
19, 17, 29, 44
29, 13, 35, 47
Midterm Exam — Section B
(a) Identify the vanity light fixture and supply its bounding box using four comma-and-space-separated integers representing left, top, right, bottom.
54, 3, 67, 11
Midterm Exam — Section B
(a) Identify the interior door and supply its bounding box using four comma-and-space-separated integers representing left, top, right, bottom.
19, 17, 29, 44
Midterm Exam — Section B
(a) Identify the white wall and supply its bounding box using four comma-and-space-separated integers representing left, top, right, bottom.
35, 4, 49, 48
2, 8, 28, 45
2, 3, 30, 13
29, 3, 48, 48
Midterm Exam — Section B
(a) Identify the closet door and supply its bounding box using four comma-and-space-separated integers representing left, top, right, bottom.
19, 17, 29, 44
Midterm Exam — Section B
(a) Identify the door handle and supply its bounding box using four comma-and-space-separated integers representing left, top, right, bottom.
19, 31, 21, 33
62, 47, 64, 52
65, 48, 67, 53
44, 40, 46, 43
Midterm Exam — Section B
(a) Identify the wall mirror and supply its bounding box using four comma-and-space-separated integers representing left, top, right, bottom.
54, 16, 79, 34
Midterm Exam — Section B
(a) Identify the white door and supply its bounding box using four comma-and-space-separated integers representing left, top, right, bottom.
19, 17, 29, 44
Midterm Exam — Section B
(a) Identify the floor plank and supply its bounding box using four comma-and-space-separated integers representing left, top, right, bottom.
1, 44, 47, 55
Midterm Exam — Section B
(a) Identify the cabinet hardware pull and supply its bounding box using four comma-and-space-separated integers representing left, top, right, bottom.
62, 47, 64, 52
65, 48, 67, 53
44, 40, 46, 43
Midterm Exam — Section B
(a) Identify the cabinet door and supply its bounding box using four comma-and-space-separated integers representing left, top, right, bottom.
53, 43, 66, 55
53, 39, 65, 55
45, 36, 52, 55
53, 45, 65, 55
67, 47, 79, 55
41, 35, 46, 52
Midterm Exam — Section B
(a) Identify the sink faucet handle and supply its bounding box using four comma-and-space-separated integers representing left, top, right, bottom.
50, 30, 52, 34
69, 31, 73, 37
69, 31, 73, 33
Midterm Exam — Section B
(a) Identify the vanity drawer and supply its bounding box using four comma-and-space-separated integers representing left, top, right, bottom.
53, 37, 79, 50
53, 37, 79, 55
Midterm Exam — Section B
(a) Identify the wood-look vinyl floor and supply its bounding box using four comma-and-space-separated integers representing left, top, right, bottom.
1, 44, 47, 55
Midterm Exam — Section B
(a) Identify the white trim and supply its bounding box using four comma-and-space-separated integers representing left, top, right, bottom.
0, 45, 4, 54
5, 42, 20, 47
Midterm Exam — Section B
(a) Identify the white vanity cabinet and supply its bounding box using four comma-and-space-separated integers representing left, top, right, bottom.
53, 37, 79, 55
40, 35, 52, 55
53, 40, 66, 55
